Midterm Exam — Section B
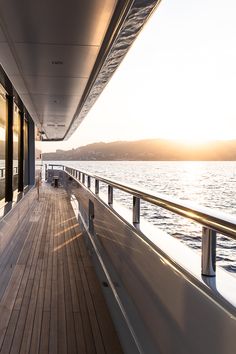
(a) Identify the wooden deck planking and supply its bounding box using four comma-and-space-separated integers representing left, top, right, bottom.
8, 200, 49, 354
66, 214, 88, 353
0, 184, 122, 354
67, 211, 97, 354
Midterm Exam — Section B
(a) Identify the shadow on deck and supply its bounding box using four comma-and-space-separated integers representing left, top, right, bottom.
0, 183, 123, 354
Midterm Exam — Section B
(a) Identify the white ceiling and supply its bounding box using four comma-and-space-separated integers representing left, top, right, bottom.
0, 0, 118, 139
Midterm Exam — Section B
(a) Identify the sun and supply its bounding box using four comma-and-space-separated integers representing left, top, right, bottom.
163, 129, 213, 146
175, 136, 210, 146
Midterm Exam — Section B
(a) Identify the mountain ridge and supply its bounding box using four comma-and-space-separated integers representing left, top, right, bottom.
42, 139, 236, 161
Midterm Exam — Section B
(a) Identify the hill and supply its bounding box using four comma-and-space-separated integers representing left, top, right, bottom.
42, 139, 236, 161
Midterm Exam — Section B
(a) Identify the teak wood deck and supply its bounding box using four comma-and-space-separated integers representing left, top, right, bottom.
0, 184, 122, 354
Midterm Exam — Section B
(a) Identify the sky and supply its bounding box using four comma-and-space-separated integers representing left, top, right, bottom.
42, 0, 236, 153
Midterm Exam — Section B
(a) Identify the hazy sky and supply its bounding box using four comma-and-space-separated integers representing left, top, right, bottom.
42, 0, 236, 153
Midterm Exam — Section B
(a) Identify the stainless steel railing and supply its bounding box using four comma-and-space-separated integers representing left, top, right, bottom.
47, 164, 236, 277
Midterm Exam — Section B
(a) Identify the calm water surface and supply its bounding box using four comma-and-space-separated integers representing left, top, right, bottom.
46, 161, 236, 273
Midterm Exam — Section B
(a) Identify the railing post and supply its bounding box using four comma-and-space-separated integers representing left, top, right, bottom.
82, 173, 85, 184
87, 175, 91, 189
95, 179, 99, 194
45, 164, 48, 180
133, 196, 140, 225
89, 200, 95, 233
202, 227, 216, 276
78, 171, 81, 181
108, 185, 113, 205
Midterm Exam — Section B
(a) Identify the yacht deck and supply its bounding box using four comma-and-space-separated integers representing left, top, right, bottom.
0, 183, 122, 354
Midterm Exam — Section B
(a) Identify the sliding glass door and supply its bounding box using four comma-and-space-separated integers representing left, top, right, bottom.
0, 86, 6, 204
13, 104, 20, 194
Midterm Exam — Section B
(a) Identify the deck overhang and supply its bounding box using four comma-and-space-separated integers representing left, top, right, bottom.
0, 0, 160, 141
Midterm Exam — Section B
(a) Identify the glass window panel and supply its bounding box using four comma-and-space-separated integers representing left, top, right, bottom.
13, 104, 20, 192
35, 127, 42, 182
24, 119, 28, 186
0, 86, 6, 204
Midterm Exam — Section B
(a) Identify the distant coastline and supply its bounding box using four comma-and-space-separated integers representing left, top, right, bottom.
42, 138, 236, 161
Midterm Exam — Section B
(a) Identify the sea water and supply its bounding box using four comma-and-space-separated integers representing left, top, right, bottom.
45, 160, 236, 273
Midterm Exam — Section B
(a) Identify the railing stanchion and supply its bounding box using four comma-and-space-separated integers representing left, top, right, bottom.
87, 175, 91, 189
108, 185, 113, 205
202, 227, 216, 277
95, 179, 99, 194
82, 173, 85, 184
133, 196, 140, 225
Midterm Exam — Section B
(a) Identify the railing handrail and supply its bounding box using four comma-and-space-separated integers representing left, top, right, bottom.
92, 174, 236, 240
47, 164, 236, 276
47, 163, 236, 236
61, 165, 236, 240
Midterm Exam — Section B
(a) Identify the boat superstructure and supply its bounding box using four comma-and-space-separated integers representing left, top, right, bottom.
0, 1, 236, 353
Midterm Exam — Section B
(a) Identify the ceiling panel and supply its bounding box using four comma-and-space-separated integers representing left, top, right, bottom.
15, 44, 99, 77
36, 104, 75, 116
10, 75, 28, 94
31, 95, 80, 109
43, 114, 68, 124
0, 27, 6, 42
23, 76, 88, 95
19, 94, 39, 122
0, 0, 117, 46
32, 94, 80, 115
42, 125, 67, 140
0, 43, 20, 75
